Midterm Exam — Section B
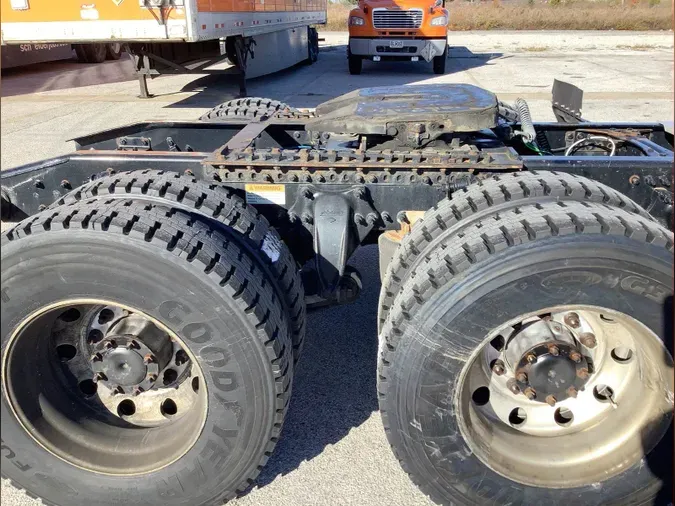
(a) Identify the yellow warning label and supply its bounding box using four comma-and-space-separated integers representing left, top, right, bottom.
245, 184, 286, 205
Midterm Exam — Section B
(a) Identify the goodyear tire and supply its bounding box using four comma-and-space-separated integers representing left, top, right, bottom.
378, 201, 673, 505
54, 169, 307, 361
378, 171, 653, 331
1, 199, 293, 506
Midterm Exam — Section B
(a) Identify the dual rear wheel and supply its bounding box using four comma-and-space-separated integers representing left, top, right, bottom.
378, 174, 674, 505
1, 174, 306, 505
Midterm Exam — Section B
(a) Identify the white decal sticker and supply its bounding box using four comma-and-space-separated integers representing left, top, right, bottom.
261, 233, 282, 263
245, 184, 286, 205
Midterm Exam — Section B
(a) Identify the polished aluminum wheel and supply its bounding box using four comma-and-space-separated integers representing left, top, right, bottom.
457, 306, 673, 488
2, 300, 207, 475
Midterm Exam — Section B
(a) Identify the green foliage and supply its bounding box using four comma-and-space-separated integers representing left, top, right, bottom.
648, 0, 660, 6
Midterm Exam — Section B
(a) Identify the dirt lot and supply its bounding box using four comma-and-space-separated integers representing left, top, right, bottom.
1, 30, 673, 506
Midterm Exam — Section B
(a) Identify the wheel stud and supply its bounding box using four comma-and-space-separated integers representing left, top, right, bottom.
548, 345, 560, 356
526, 353, 537, 364
491, 359, 505, 376
569, 351, 582, 363
94, 372, 107, 382
126, 340, 140, 350
524, 387, 536, 400
577, 367, 589, 379
105, 340, 117, 349
91, 353, 103, 362
579, 333, 597, 348
112, 386, 124, 396
148, 374, 158, 383
545, 394, 557, 407
564, 312, 581, 328
516, 372, 528, 383
143, 353, 156, 364
133, 387, 144, 396
566, 386, 578, 398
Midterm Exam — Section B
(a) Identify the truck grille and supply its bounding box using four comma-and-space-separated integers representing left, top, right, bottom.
372, 9, 424, 30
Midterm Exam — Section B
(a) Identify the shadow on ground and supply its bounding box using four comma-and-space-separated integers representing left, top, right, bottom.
165, 45, 504, 109
0, 56, 136, 97
243, 245, 381, 492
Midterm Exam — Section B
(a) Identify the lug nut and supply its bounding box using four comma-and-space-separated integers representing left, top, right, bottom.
577, 368, 589, 379
579, 332, 597, 348
112, 386, 124, 396
524, 387, 536, 400
126, 340, 140, 350
526, 353, 537, 364
302, 188, 313, 200
133, 387, 144, 396
545, 395, 557, 407
564, 312, 581, 328
94, 372, 107, 382
91, 353, 103, 362
143, 354, 156, 364
491, 359, 505, 376
507, 379, 521, 395
105, 340, 117, 349
302, 212, 313, 225
516, 372, 528, 383
566, 386, 578, 398
148, 374, 158, 383
548, 345, 560, 356
569, 351, 582, 363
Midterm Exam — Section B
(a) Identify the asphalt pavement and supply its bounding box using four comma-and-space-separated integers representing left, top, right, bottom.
1, 30, 673, 506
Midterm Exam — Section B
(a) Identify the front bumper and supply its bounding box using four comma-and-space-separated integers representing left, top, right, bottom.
348, 38, 446, 62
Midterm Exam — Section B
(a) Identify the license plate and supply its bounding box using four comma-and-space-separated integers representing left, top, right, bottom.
389, 40, 404, 48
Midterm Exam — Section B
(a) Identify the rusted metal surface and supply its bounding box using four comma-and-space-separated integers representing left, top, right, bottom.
307, 84, 499, 147
205, 146, 522, 170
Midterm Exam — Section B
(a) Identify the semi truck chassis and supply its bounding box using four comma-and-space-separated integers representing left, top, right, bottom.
1, 81, 673, 506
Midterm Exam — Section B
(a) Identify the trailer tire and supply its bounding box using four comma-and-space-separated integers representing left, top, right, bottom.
432, 45, 447, 74
75, 43, 107, 64
106, 42, 123, 60
307, 26, 319, 64
378, 201, 673, 506
200, 97, 300, 121
54, 169, 307, 361
378, 170, 653, 331
1, 198, 293, 506
348, 53, 362, 75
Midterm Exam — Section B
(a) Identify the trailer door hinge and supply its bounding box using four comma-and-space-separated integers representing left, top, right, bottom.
117, 136, 152, 151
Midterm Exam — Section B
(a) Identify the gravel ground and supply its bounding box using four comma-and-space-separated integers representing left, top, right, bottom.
1, 30, 673, 506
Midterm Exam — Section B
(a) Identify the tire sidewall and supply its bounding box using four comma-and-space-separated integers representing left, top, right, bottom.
382, 235, 673, 505
1, 230, 279, 506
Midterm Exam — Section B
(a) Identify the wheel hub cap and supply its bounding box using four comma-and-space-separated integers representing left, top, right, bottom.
91, 336, 158, 391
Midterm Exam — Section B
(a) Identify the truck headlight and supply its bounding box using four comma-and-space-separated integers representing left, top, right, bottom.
349, 16, 365, 26
430, 16, 448, 26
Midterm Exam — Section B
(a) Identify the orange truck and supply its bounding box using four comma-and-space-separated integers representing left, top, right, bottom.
1, 0, 326, 96
347, 0, 448, 75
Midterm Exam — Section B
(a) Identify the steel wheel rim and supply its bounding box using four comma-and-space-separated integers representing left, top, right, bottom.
456, 305, 673, 488
2, 299, 208, 476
